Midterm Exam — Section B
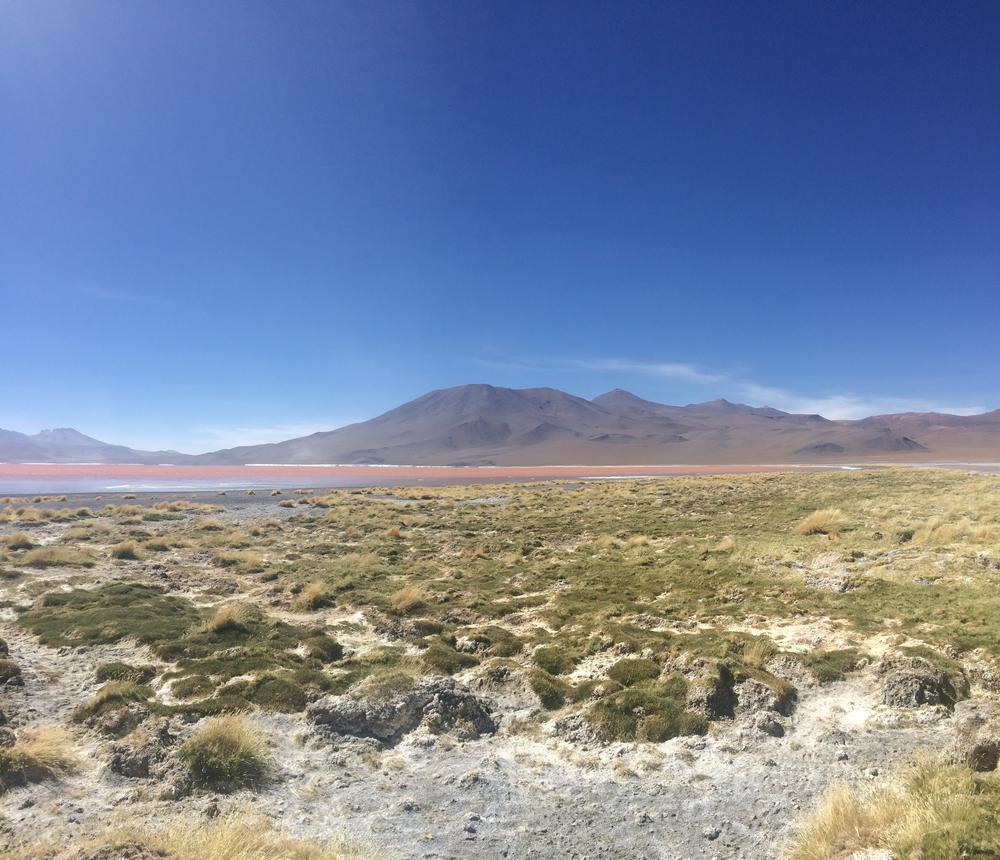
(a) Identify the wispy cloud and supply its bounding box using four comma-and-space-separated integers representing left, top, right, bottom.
473, 355, 722, 384
731, 382, 985, 420
490, 353, 987, 420
189, 419, 361, 451
571, 357, 724, 385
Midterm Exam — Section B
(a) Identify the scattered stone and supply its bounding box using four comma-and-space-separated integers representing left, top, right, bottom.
750, 713, 785, 738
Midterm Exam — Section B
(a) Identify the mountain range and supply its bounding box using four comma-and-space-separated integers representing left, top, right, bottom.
5, 384, 1000, 466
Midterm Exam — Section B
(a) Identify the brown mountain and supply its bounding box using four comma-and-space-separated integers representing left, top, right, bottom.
0, 428, 181, 465
186, 384, 1000, 466
6, 386, 998, 466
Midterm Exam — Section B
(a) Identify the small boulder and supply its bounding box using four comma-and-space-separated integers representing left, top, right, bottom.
877, 656, 964, 709
734, 678, 796, 717
108, 719, 177, 780
686, 666, 736, 720
948, 699, 1000, 771
96, 704, 149, 738
308, 677, 495, 744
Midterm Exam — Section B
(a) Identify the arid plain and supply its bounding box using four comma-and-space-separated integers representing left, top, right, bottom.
2, 467, 1000, 858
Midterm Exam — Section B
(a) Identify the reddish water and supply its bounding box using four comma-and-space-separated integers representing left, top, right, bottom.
0, 462, 831, 494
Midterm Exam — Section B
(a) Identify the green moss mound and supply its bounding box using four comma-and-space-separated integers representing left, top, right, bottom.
586, 674, 707, 742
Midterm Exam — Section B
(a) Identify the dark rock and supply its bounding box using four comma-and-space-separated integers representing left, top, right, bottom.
877, 656, 964, 709
107, 719, 177, 779
307, 677, 496, 744
948, 699, 1000, 771
0, 727, 15, 748
686, 666, 736, 720
750, 713, 785, 737
96, 704, 149, 738
734, 678, 796, 717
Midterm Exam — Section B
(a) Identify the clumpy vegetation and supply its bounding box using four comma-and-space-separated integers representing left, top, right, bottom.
789, 757, 1000, 859
21, 584, 200, 647
4, 812, 363, 860
586, 674, 707, 741
73, 680, 151, 721
177, 716, 269, 791
5, 469, 1000, 855
19, 546, 95, 568
0, 727, 78, 793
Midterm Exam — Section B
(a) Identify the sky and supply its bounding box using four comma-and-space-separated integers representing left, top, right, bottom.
2, 1, 998, 453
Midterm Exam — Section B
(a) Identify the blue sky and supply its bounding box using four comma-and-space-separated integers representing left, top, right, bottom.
2, 1, 998, 453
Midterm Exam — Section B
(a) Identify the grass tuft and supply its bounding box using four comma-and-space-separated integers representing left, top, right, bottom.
177, 716, 269, 791
794, 508, 846, 536
0, 727, 79, 792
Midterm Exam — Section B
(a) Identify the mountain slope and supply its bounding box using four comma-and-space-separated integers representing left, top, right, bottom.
188, 384, 1000, 466
7, 386, 1000, 466
0, 428, 181, 464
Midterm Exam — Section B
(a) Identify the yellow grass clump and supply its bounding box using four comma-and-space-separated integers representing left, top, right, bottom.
297, 580, 335, 611
2, 532, 34, 550
110, 540, 142, 560
20, 546, 95, 568
4, 811, 369, 860
0, 727, 79, 791
794, 508, 846, 536
211, 549, 265, 571
201, 603, 258, 634
787, 757, 1000, 859
177, 716, 269, 791
196, 516, 227, 531
390, 585, 428, 615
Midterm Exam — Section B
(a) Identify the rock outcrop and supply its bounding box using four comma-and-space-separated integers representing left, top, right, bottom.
877, 656, 966, 709
307, 677, 496, 744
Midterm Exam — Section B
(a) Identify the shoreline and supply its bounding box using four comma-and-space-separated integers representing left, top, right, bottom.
0, 461, 845, 495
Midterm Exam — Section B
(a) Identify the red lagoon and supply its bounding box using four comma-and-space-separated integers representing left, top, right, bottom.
0, 462, 836, 494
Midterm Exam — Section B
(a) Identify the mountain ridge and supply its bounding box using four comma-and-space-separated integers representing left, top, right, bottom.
4, 383, 1000, 466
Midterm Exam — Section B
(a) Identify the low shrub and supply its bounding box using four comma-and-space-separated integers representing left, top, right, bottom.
530, 670, 571, 709
586, 675, 707, 742
296, 580, 335, 611
20, 547, 95, 568
172, 675, 216, 700
532, 645, 579, 675
73, 681, 150, 721
607, 658, 661, 686
0, 727, 78, 793
2, 532, 33, 550
302, 634, 344, 663
794, 508, 846, 536
95, 662, 155, 684
177, 716, 269, 791
390, 585, 427, 615
421, 640, 478, 674
110, 540, 141, 560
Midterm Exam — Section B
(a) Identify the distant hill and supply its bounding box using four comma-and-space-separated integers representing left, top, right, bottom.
6, 385, 1000, 466
187, 384, 1000, 466
0, 427, 181, 465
